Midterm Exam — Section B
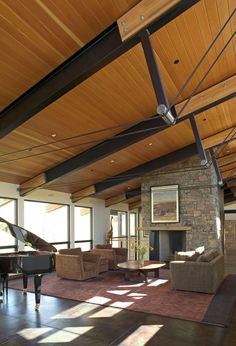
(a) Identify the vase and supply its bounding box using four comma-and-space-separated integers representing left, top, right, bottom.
139, 255, 145, 265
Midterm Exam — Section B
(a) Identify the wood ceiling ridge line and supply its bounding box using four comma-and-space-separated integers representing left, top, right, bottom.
18, 76, 236, 197
0, 0, 199, 138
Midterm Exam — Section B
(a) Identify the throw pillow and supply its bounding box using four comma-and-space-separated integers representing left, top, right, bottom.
175, 250, 200, 261
195, 246, 205, 255
197, 250, 215, 262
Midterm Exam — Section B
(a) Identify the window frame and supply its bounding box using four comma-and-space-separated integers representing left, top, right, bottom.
0, 197, 18, 252
74, 205, 93, 250
110, 210, 128, 248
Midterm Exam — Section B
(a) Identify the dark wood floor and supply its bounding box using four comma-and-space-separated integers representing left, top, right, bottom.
0, 254, 235, 346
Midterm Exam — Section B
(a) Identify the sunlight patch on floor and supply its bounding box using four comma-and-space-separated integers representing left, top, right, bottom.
118, 325, 163, 346
148, 279, 168, 287
107, 289, 130, 295
127, 292, 147, 299
118, 282, 144, 288
85, 296, 111, 305
64, 326, 94, 335
110, 301, 134, 308
17, 328, 52, 340
89, 306, 121, 318
38, 330, 78, 343
51, 302, 98, 319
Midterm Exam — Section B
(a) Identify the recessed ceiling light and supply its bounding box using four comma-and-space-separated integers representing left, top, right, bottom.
110, 159, 115, 163
127, 186, 131, 190
148, 142, 153, 146
51, 133, 57, 138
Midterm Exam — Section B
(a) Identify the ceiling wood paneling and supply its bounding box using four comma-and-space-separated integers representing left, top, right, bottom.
0, 0, 235, 200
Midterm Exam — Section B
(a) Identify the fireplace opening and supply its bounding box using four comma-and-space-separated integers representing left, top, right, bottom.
149, 231, 186, 262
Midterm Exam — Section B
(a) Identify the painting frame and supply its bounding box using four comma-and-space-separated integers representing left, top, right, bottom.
151, 185, 179, 223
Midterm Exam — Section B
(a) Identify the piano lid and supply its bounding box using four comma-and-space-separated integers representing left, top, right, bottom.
0, 217, 57, 252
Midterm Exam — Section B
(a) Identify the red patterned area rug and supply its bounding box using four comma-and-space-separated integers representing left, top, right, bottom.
8, 269, 214, 323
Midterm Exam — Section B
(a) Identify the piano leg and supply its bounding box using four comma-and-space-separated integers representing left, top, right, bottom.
23, 274, 28, 294
34, 274, 43, 311
0, 274, 8, 300
0, 275, 3, 303
2, 274, 8, 295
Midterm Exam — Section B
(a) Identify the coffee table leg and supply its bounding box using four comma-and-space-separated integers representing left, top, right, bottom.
139, 270, 148, 283
154, 268, 159, 278
124, 270, 130, 281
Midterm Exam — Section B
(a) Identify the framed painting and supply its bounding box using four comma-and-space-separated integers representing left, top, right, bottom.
151, 185, 179, 223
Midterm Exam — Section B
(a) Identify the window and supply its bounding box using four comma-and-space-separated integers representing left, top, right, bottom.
0, 198, 17, 253
74, 206, 93, 251
110, 210, 127, 248
24, 201, 69, 250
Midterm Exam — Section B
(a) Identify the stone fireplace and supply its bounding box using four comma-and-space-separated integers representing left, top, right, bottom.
141, 154, 224, 255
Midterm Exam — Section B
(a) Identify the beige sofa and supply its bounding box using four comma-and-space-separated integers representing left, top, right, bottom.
170, 254, 224, 294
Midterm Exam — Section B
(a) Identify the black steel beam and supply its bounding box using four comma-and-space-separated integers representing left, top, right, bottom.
224, 188, 232, 196
224, 209, 236, 214
0, 0, 199, 138
126, 187, 141, 200
209, 148, 223, 186
224, 195, 236, 204
190, 116, 208, 166
95, 143, 198, 193
139, 29, 169, 106
46, 116, 166, 181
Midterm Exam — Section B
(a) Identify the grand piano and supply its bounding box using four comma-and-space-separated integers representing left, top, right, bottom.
0, 217, 57, 310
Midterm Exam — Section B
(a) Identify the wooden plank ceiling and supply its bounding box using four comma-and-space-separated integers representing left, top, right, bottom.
0, 0, 235, 203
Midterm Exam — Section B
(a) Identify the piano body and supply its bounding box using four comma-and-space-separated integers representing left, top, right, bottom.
0, 217, 57, 310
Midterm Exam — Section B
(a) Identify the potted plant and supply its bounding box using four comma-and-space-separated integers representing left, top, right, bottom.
130, 240, 153, 263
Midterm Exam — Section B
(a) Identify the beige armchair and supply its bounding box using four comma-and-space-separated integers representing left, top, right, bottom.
91, 244, 128, 270
56, 248, 101, 281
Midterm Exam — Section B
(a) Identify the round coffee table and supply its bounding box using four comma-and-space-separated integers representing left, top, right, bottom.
117, 260, 166, 283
